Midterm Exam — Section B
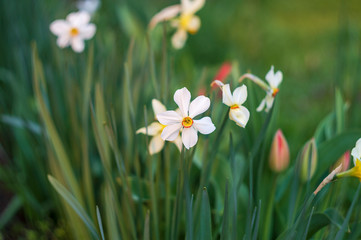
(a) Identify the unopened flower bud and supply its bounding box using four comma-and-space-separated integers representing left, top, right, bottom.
269, 129, 290, 172
330, 151, 350, 172
299, 138, 318, 182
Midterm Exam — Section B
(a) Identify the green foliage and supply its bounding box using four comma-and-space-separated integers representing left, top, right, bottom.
1, 0, 361, 239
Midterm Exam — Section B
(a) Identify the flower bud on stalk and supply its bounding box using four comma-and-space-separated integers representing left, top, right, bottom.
269, 129, 290, 172
330, 151, 350, 172
299, 138, 318, 182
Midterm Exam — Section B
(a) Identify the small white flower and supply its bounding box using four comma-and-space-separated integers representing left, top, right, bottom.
149, 0, 205, 49
77, 0, 100, 15
50, 11, 96, 53
137, 99, 182, 155
212, 80, 250, 127
157, 87, 215, 149
351, 138, 361, 165
239, 66, 283, 112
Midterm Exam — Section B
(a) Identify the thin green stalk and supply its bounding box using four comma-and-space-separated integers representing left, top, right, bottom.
262, 176, 277, 240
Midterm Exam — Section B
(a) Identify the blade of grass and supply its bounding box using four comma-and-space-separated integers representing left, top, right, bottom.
96, 206, 106, 240
48, 175, 100, 240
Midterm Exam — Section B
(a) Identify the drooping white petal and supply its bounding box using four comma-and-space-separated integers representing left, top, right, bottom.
222, 84, 234, 107
161, 123, 182, 141
265, 94, 275, 112
56, 35, 70, 48
189, 95, 210, 118
171, 29, 188, 49
182, 126, 198, 149
187, 15, 201, 34
50, 20, 70, 36
149, 4, 181, 29
173, 135, 183, 152
79, 23, 96, 39
152, 99, 167, 117
66, 11, 91, 26
71, 37, 85, 52
256, 98, 266, 112
232, 85, 247, 105
174, 87, 191, 117
149, 134, 165, 155
157, 110, 182, 125
193, 117, 215, 134
229, 106, 250, 128
182, 0, 205, 14
136, 122, 164, 136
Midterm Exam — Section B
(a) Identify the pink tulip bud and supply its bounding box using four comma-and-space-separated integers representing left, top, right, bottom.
299, 138, 318, 182
330, 151, 350, 172
269, 129, 290, 172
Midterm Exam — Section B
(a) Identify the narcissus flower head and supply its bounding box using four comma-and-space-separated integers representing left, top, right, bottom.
137, 99, 182, 155
239, 66, 283, 112
149, 0, 205, 49
211, 80, 250, 128
157, 87, 215, 149
269, 129, 290, 172
336, 138, 361, 181
50, 11, 96, 53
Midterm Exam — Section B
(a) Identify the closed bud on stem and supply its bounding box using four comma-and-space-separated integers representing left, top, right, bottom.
269, 129, 290, 172
330, 151, 350, 173
299, 138, 318, 182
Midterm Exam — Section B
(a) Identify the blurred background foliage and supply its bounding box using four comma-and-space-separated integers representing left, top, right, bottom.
1, 0, 361, 238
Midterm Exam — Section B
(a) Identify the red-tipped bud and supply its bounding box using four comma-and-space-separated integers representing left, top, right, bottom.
331, 151, 350, 172
299, 138, 318, 182
269, 129, 290, 172
213, 62, 232, 83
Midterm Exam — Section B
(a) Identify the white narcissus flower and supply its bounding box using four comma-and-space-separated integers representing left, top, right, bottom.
157, 87, 215, 149
50, 11, 96, 53
212, 80, 250, 128
137, 99, 182, 155
149, 0, 205, 49
239, 66, 283, 112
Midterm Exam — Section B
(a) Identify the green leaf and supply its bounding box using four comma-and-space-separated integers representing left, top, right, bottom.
0, 196, 22, 229
48, 175, 100, 240
306, 208, 347, 238
199, 187, 212, 240
96, 206, 106, 240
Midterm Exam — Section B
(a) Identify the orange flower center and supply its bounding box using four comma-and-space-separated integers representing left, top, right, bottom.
70, 27, 79, 36
182, 117, 193, 128
230, 104, 239, 109
272, 88, 279, 97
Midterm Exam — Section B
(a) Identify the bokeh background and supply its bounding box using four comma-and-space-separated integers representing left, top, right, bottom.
1, 0, 361, 238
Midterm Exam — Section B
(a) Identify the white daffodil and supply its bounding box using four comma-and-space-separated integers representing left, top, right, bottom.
149, 0, 205, 49
239, 66, 283, 112
157, 87, 215, 149
50, 11, 96, 53
212, 80, 250, 128
137, 99, 182, 155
